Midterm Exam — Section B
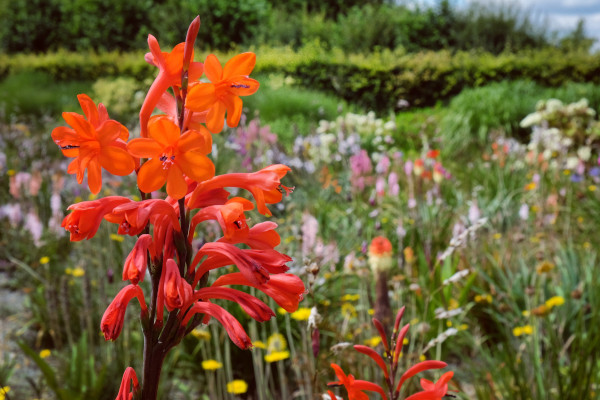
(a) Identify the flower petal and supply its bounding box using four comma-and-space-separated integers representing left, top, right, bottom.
223, 52, 256, 78
204, 54, 223, 83
99, 146, 135, 176
127, 138, 163, 158
138, 158, 168, 194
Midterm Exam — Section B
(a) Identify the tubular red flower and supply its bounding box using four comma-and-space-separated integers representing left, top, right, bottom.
181, 301, 252, 349
393, 323, 410, 365
372, 318, 390, 353
122, 234, 154, 284
163, 259, 192, 311
139, 19, 204, 137
115, 367, 139, 400
105, 199, 181, 236
193, 287, 275, 322
212, 272, 305, 312
189, 197, 253, 242
328, 363, 388, 400
353, 344, 389, 379
396, 360, 448, 394
404, 371, 455, 400
101, 284, 148, 341
62, 196, 131, 241
188, 164, 293, 216
191, 242, 291, 286
393, 306, 406, 335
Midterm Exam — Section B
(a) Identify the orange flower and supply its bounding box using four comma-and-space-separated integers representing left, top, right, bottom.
405, 371, 454, 400
140, 16, 204, 137
186, 52, 259, 133
101, 284, 147, 341
127, 116, 214, 199
61, 196, 130, 241
188, 164, 293, 216
51, 94, 135, 194
328, 363, 387, 400
189, 197, 254, 242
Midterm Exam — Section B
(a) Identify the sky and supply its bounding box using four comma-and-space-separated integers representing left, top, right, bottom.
418, 0, 600, 48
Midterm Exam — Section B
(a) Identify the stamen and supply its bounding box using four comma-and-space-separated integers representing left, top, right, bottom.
231, 84, 250, 89
60, 145, 80, 150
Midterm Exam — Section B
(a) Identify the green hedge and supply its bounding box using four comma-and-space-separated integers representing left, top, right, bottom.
2, 47, 599, 112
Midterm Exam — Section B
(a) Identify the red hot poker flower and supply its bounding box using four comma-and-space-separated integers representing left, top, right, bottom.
51, 95, 135, 194
127, 115, 215, 199
101, 284, 148, 341
186, 52, 259, 133
139, 16, 204, 137
62, 196, 130, 241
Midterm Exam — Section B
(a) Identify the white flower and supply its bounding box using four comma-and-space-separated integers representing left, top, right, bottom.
577, 146, 592, 162
443, 270, 470, 286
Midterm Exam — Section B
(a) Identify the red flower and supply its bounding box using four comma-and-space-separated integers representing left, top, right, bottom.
212, 272, 305, 313
139, 16, 204, 137
188, 164, 293, 216
105, 199, 181, 236
186, 52, 259, 133
405, 371, 454, 400
192, 287, 275, 322
51, 94, 135, 194
163, 259, 193, 311
189, 197, 253, 242
328, 363, 387, 400
62, 196, 130, 241
115, 367, 139, 400
101, 285, 148, 341
181, 301, 253, 349
122, 234, 154, 284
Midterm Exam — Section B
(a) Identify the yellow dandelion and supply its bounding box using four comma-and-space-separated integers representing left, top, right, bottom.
419, 354, 426, 361
226, 379, 248, 394
522, 310, 530, 317
0, 386, 11, 400
202, 359, 223, 370
493, 233, 502, 240
446, 320, 453, 328
252, 340, 266, 349
448, 298, 459, 310
513, 326, 523, 337
545, 296, 565, 309
563, 170, 571, 176
577, 216, 585, 224
71, 267, 85, 277
403, 338, 409, 345
267, 333, 287, 353
524, 182, 536, 191
65, 267, 73, 275
39, 256, 50, 265
341, 303, 357, 319
522, 325, 533, 335
290, 307, 312, 321
277, 307, 288, 315
475, 294, 492, 304
264, 350, 290, 363
403, 247, 415, 264
536, 261, 555, 274
363, 336, 382, 347
458, 324, 468, 331
7, 169, 15, 176
341, 294, 360, 302
190, 328, 211, 341
110, 234, 124, 242
589, 185, 597, 192
368, 308, 375, 316
39, 349, 51, 358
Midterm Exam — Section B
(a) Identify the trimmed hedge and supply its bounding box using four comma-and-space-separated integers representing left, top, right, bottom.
2, 47, 599, 113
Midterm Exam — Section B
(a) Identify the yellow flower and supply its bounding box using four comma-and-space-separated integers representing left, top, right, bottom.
267, 333, 287, 353
522, 310, 530, 317
341, 294, 360, 302
88, 193, 98, 200
419, 354, 426, 361
536, 261, 555, 274
65, 267, 73, 275
0, 386, 10, 400
545, 296, 565, 309
409, 318, 419, 325
583, 242, 591, 250
226, 380, 248, 394
403, 338, 409, 345
110, 233, 124, 242
563, 170, 571, 176
190, 328, 211, 341
589, 185, 597, 192
320, 299, 331, 307
39, 349, 51, 358
202, 359, 223, 370
7, 169, 15, 176
446, 320, 453, 328
475, 294, 492, 304
264, 350, 290, 363
39, 256, 50, 265
513, 325, 534, 337
368, 308, 374, 315
71, 267, 85, 277
524, 182, 536, 191
458, 324, 468, 331
252, 340, 266, 349
290, 307, 312, 321
448, 298, 459, 310
341, 303, 357, 318
74, 196, 83, 203
363, 336, 382, 347
277, 307, 288, 315
531, 205, 539, 213
403, 246, 415, 264
493, 233, 502, 240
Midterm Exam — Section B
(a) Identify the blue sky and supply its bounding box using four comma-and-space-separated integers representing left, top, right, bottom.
417, 0, 600, 48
